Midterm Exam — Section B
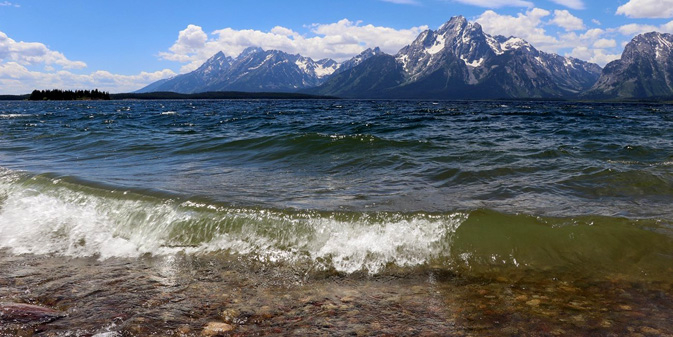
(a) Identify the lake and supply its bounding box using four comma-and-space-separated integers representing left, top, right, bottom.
1, 100, 672, 335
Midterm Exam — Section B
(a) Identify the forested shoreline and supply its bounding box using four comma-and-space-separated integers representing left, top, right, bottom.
29, 89, 110, 101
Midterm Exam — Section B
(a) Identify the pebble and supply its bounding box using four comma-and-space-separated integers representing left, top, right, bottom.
202, 322, 234, 336
220, 308, 239, 323
340, 296, 355, 303
178, 325, 191, 334
0, 302, 65, 323
640, 326, 662, 334
526, 299, 541, 307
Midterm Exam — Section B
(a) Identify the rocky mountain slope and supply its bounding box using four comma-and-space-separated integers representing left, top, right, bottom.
308, 16, 602, 99
586, 32, 673, 99
139, 16, 612, 99
137, 48, 379, 94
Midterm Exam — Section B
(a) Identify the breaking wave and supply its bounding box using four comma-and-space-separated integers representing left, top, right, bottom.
2, 167, 672, 277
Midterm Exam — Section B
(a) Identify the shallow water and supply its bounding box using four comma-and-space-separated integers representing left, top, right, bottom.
1, 251, 672, 336
1, 100, 673, 335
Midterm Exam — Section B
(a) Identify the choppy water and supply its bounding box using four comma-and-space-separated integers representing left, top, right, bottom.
1, 100, 673, 335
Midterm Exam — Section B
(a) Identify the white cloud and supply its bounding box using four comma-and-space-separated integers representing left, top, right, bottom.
569, 47, 620, 65
593, 38, 616, 48
548, 0, 584, 10
476, 9, 558, 46
160, 20, 428, 73
476, 8, 624, 66
0, 30, 176, 94
591, 19, 601, 26
0, 31, 86, 69
161, 24, 208, 63
0, 61, 176, 94
662, 20, 673, 32
452, 0, 533, 8
617, 21, 673, 36
581, 28, 604, 40
616, 0, 673, 19
0, 1, 19, 7
550, 9, 585, 31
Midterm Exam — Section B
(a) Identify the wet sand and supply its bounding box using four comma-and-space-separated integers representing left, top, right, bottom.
1, 250, 672, 336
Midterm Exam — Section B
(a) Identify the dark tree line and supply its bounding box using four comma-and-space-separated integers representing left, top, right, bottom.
29, 89, 110, 101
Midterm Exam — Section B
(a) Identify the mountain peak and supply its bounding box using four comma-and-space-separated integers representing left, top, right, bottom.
620, 31, 673, 61
437, 16, 475, 35
359, 47, 384, 57
339, 46, 387, 71
442, 15, 467, 27
196, 51, 233, 75
240, 46, 264, 58
138, 15, 603, 99
588, 31, 673, 98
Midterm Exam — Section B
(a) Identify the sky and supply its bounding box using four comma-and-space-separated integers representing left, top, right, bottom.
1, 0, 672, 94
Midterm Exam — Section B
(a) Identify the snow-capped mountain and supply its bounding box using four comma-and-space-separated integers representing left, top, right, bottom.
586, 32, 673, 99
339, 47, 385, 72
138, 48, 344, 93
139, 15, 608, 99
310, 16, 602, 99
137, 51, 234, 93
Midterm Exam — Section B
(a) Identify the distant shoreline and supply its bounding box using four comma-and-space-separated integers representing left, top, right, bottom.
1, 91, 672, 103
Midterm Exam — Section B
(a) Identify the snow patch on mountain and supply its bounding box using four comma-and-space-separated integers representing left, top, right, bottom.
426, 34, 445, 55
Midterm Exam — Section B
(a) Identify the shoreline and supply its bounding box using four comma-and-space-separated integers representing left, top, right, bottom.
1, 251, 672, 336
2, 93, 673, 103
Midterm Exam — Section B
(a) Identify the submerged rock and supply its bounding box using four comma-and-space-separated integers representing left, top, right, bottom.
202, 322, 234, 336
0, 302, 65, 323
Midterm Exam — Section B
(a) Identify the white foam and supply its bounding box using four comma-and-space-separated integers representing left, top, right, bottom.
0, 178, 181, 258
0, 114, 34, 118
0, 174, 467, 274
309, 214, 464, 273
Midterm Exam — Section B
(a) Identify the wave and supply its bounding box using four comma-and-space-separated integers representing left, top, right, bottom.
1, 167, 672, 277
170, 132, 433, 156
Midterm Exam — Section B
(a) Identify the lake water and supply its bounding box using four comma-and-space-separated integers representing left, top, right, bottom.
1, 100, 672, 335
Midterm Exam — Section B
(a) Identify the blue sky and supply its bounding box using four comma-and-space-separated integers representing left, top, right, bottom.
1, 0, 672, 94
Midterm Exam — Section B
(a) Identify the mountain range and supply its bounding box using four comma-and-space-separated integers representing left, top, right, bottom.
138, 16, 673, 100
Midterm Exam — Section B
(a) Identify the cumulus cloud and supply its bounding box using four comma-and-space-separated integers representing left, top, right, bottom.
569, 47, 620, 65
0, 31, 86, 69
452, 0, 533, 8
160, 20, 428, 73
548, 0, 584, 10
617, 21, 673, 36
0, 30, 176, 94
0, 61, 176, 94
616, 0, 673, 19
475, 8, 624, 66
550, 10, 585, 31
593, 38, 616, 48
166, 24, 208, 60
476, 9, 558, 47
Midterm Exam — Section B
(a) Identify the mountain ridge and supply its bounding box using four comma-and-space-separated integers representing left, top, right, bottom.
137, 47, 382, 94
585, 32, 673, 99
137, 16, 673, 100
306, 16, 602, 99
